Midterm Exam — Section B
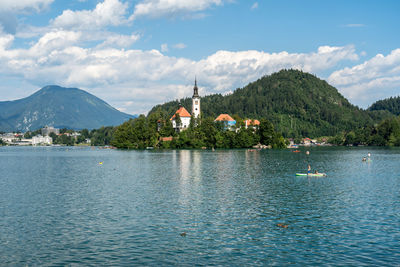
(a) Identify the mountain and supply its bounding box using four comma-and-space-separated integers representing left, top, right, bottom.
368, 96, 400, 116
0, 85, 135, 132
149, 69, 387, 138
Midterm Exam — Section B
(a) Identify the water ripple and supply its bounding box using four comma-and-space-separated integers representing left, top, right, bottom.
1, 146, 400, 265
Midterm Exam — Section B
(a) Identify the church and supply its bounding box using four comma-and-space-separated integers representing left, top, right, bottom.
170, 79, 201, 131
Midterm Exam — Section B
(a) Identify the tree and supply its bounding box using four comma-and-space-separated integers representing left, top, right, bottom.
112, 121, 136, 148
258, 118, 275, 146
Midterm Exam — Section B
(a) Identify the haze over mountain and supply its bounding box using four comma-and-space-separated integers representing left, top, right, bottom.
0, 85, 135, 132
150, 69, 390, 137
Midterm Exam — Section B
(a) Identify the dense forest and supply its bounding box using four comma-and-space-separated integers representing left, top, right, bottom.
329, 116, 400, 146
368, 96, 400, 116
149, 69, 390, 138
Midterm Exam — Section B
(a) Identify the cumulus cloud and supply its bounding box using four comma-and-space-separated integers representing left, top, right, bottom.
0, 33, 361, 114
51, 0, 129, 30
328, 49, 400, 106
131, 0, 224, 19
194, 45, 358, 91
0, 0, 53, 12
97, 33, 140, 48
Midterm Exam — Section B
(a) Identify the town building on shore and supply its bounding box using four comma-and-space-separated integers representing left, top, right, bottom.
41, 126, 59, 136
32, 135, 52, 146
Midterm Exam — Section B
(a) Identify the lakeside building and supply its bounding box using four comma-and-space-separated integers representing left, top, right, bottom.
215, 114, 236, 130
171, 105, 191, 131
42, 126, 59, 136
0, 133, 18, 143
0, 133, 31, 145
244, 119, 260, 129
32, 135, 52, 146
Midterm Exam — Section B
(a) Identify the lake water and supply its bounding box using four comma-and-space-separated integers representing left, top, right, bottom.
1, 146, 400, 265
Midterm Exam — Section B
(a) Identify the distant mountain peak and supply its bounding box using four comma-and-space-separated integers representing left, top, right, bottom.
0, 85, 135, 132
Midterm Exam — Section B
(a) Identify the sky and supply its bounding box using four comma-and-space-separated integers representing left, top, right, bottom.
0, 0, 399, 115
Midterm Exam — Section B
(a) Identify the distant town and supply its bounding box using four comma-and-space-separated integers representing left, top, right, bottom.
0, 126, 91, 146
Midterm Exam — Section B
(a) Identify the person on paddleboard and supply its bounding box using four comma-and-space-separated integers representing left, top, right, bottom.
307, 164, 311, 174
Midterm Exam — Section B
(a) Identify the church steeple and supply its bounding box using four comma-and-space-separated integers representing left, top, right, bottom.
193, 77, 199, 98
192, 78, 200, 118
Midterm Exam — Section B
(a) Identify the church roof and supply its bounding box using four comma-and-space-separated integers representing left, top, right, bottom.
170, 106, 191, 120
215, 114, 235, 122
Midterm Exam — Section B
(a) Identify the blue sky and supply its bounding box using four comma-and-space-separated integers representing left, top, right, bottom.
0, 0, 399, 114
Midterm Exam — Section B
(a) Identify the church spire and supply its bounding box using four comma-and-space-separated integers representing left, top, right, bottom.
193, 77, 199, 98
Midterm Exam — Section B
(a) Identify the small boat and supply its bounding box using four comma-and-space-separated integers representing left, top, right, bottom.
292, 150, 301, 153
296, 173, 327, 177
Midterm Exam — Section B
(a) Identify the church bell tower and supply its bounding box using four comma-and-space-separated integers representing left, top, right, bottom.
192, 78, 200, 118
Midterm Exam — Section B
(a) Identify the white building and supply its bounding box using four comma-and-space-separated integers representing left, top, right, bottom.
170, 106, 192, 131
32, 135, 52, 146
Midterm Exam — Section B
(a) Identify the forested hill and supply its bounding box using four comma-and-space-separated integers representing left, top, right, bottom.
149, 69, 387, 138
368, 96, 400, 116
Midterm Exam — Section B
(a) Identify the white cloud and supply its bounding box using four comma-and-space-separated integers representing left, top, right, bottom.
52, 0, 129, 30
328, 49, 400, 106
97, 33, 140, 48
251, 2, 258, 10
131, 0, 224, 19
0, 33, 14, 50
30, 30, 82, 55
0, 0, 53, 12
173, 43, 186, 49
0, 34, 361, 114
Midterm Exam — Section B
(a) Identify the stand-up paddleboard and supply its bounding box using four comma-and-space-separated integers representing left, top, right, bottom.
296, 173, 327, 177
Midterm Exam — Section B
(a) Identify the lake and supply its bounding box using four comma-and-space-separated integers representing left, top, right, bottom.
1, 146, 399, 265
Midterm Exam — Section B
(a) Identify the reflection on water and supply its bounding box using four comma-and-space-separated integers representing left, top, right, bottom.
1, 146, 400, 265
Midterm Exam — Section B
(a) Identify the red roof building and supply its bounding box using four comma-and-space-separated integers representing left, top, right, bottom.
215, 114, 235, 122
170, 106, 192, 132
244, 119, 260, 129
170, 106, 191, 120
